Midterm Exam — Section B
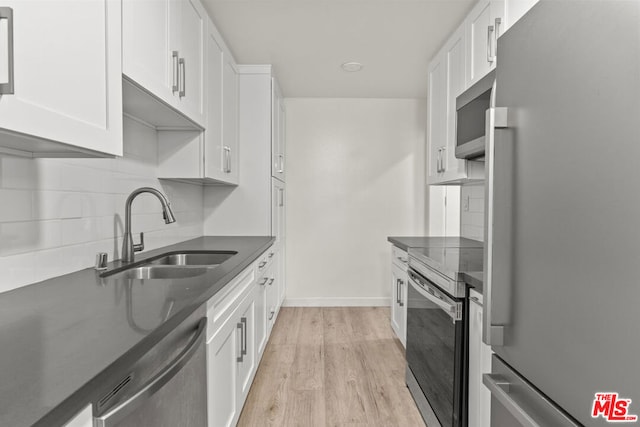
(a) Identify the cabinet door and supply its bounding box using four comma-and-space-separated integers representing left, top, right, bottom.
176, 0, 205, 124
123, 0, 174, 106
271, 79, 285, 181
443, 25, 469, 181
237, 293, 256, 403
0, 0, 122, 156
222, 55, 239, 183
272, 178, 285, 249
207, 314, 240, 427
466, 0, 505, 86
204, 27, 224, 181
277, 247, 286, 306
468, 298, 492, 427
466, 0, 493, 86
426, 51, 447, 184
390, 262, 407, 347
255, 273, 269, 356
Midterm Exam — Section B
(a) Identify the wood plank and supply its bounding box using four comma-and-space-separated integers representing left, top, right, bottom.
237, 307, 425, 427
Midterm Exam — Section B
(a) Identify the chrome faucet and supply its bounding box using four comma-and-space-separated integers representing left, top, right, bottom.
122, 187, 176, 263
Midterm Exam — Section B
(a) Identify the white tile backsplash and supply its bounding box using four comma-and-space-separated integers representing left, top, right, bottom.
460, 182, 485, 242
0, 117, 204, 294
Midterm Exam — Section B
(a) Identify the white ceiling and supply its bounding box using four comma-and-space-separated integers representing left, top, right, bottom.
201, 0, 475, 98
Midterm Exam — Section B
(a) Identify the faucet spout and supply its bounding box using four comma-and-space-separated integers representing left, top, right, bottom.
122, 187, 176, 263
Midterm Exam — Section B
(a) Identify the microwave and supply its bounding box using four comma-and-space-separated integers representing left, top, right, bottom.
455, 69, 496, 159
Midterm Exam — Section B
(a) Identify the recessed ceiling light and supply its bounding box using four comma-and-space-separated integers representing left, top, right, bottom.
341, 62, 363, 72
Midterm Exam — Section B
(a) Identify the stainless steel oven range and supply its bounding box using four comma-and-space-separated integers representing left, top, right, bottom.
406, 246, 483, 427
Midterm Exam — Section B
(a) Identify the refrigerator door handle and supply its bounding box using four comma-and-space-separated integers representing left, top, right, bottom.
484, 356, 582, 427
483, 374, 540, 427
484, 103, 510, 346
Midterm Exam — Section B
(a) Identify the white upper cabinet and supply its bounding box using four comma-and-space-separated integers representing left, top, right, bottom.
157, 15, 240, 185
123, 0, 206, 128
427, 24, 484, 185
465, 0, 505, 87
221, 55, 239, 183
201, 23, 239, 185
0, 0, 122, 157
271, 79, 286, 182
426, 52, 447, 183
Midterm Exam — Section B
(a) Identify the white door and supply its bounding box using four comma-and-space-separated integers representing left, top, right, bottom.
468, 297, 492, 427
207, 314, 240, 427
204, 28, 224, 181
236, 294, 256, 403
426, 52, 447, 183
123, 0, 174, 106
0, 0, 122, 156
271, 78, 285, 181
272, 179, 285, 249
390, 263, 403, 341
175, 0, 205, 123
222, 55, 239, 182
255, 273, 269, 356
466, 0, 493, 85
443, 25, 468, 181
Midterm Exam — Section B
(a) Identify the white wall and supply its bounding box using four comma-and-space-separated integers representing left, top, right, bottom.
0, 117, 204, 293
285, 98, 427, 306
460, 182, 484, 241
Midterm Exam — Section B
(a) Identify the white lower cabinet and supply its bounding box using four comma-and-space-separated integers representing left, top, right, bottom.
390, 245, 408, 348
468, 290, 492, 427
206, 246, 282, 427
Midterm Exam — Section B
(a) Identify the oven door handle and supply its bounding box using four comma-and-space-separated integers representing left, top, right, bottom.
408, 275, 462, 321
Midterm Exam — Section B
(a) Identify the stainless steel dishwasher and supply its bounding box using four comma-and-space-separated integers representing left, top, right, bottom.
94, 307, 207, 427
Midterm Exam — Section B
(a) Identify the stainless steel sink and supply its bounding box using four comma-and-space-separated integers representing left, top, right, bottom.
113, 266, 209, 280
101, 250, 237, 279
149, 251, 236, 267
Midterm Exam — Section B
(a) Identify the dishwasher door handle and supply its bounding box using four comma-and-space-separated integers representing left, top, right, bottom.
94, 317, 207, 427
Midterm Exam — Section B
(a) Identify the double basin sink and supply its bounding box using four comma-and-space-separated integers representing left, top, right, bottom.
101, 251, 237, 280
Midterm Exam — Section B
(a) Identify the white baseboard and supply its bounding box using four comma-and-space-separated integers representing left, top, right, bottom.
282, 297, 390, 307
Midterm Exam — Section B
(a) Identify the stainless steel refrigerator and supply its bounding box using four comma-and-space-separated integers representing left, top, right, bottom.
483, 1, 640, 426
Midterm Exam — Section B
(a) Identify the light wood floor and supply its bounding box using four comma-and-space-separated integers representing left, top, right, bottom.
237, 307, 427, 427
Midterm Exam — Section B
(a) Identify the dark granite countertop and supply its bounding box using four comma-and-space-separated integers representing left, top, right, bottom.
0, 236, 274, 427
387, 236, 483, 251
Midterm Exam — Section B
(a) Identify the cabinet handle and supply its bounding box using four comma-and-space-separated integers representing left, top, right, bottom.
236, 321, 244, 362
440, 146, 446, 173
436, 148, 441, 173
396, 279, 400, 304
279, 188, 284, 207
268, 309, 275, 321
240, 317, 247, 357
268, 252, 274, 258
278, 154, 284, 173
487, 25, 495, 63
0, 7, 14, 95
258, 261, 267, 269
259, 277, 269, 286
178, 57, 186, 98
171, 51, 179, 94
268, 278, 275, 286
399, 280, 404, 307
223, 146, 231, 173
